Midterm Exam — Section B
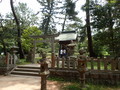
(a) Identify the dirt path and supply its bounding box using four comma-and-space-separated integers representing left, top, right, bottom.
0, 75, 65, 90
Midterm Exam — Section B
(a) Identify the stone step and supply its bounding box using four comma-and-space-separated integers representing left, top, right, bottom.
10, 65, 41, 76
14, 68, 40, 72
17, 65, 40, 69
11, 71, 40, 76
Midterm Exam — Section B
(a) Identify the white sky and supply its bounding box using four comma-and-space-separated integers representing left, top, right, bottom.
0, 0, 105, 31
0, 0, 41, 15
0, 0, 86, 31
0, 0, 86, 18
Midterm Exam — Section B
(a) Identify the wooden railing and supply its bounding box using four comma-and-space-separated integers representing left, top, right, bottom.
5, 53, 17, 71
55, 57, 120, 72
87, 58, 120, 71
0, 52, 17, 75
55, 56, 77, 69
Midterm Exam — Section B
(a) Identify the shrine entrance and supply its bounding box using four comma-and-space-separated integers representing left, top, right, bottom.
31, 34, 59, 68
31, 30, 78, 69
55, 30, 78, 58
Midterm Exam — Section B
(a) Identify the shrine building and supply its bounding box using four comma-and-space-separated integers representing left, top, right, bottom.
55, 30, 78, 58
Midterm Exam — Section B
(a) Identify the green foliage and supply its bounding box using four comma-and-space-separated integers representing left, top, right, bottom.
66, 17, 83, 31
107, 0, 117, 3
48, 76, 120, 90
6, 2, 39, 30
93, 32, 110, 57
22, 26, 42, 52
65, 0, 77, 20
17, 59, 31, 65
37, 0, 56, 34
87, 61, 111, 70
0, 15, 16, 54
37, 0, 80, 33
48, 76, 120, 89
1, 2, 39, 57
15, 2, 39, 29
90, 0, 120, 57
0, 56, 6, 67
62, 82, 120, 90
48, 77, 65, 82
63, 84, 80, 90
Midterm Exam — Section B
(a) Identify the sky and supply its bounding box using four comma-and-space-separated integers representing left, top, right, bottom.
0, 0, 86, 31
0, 0, 105, 31
0, 0, 41, 15
0, 0, 86, 18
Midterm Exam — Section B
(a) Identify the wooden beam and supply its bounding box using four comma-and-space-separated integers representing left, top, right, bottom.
34, 40, 51, 43
30, 34, 59, 39
51, 37, 55, 68
33, 40, 36, 63
31, 34, 58, 68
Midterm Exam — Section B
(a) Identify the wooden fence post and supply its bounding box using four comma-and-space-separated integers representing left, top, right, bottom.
39, 61, 49, 90
78, 60, 87, 88
67, 57, 70, 69
111, 59, 115, 70
62, 57, 65, 68
97, 58, 100, 70
91, 58, 94, 70
51, 37, 55, 68
118, 58, 120, 70
56, 57, 59, 68
6, 53, 9, 70
104, 58, 107, 70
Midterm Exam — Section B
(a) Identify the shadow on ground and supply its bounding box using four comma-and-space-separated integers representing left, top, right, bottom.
0, 75, 65, 90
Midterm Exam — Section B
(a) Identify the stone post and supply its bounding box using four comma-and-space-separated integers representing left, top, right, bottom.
10, 46, 18, 65
40, 62, 49, 90
78, 60, 87, 88
38, 51, 49, 90
77, 50, 87, 88
51, 37, 55, 68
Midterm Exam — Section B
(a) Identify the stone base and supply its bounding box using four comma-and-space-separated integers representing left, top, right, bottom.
49, 69, 120, 84
0, 67, 7, 75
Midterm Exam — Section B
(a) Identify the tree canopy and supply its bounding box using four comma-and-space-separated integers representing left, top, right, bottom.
0, 0, 120, 58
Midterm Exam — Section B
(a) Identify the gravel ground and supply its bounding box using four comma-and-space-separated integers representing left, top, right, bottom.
0, 75, 63, 90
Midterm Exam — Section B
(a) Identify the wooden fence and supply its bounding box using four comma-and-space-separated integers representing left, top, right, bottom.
55, 57, 120, 72
55, 56, 77, 69
0, 53, 17, 74
6, 53, 17, 70
87, 58, 120, 71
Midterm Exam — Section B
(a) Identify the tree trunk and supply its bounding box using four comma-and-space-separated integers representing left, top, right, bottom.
0, 22, 7, 55
10, 0, 24, 59
44, 16, 51, 35
2, 39, 7, 55
62, 14, 67, 32
86, 0, 95, 57
43, 0, 54, 35
26, 50, 34, 63
108, 0, 115, 56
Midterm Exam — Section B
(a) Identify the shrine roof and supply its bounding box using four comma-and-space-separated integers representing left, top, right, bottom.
55, 30, 77, 41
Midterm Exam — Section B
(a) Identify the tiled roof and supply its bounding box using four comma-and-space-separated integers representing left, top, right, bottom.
55, 31, 77, 41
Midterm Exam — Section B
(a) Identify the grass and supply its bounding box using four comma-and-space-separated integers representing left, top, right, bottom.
62, 84, 80, 90
63, 83, 120, 90
86, 62, 111, 70
17, 57, 42, 65
48, 77, 65, 81
17, 59, 31, 65
48, 77, 120, 90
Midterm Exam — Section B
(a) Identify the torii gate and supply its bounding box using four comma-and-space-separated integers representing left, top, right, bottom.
31, 34, 59, 68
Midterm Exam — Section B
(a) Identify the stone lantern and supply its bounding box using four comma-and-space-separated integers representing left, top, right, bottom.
38, 51, 50, 90
10, 46, 18, 64
10, 46, 18, 54
77, 49, 87, 88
